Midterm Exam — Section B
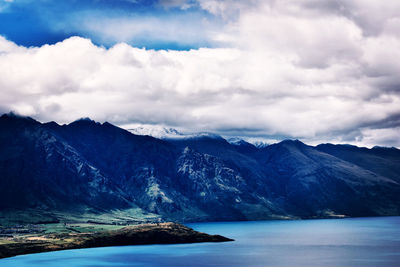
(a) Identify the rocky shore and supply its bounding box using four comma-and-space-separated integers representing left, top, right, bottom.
0, 223, 233, 259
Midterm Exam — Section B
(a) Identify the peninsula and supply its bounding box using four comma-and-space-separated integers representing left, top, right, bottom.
0, 223, 233, 259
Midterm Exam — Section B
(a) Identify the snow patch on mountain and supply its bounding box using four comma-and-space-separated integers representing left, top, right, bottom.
125, 124, 185, 139
124, 124, 226, 140
227, 137, 272, 148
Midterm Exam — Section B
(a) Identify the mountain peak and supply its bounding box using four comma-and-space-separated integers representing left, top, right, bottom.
1, 111, 30, 119
127, 125, 184, 139
279, 139, 306, 146
228, 138, 254, 147
73, 117, 95, 123
0, 112, 38, 125
249, 140, 269, 148
69, 117, 98, 126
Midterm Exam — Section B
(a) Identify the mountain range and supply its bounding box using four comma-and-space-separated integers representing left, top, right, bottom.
0, 112, 399, 224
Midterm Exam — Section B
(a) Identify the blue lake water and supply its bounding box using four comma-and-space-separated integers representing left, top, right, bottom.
1, 216, 400, 266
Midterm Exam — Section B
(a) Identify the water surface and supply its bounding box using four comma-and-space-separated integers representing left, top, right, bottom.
1, 216, 400, 266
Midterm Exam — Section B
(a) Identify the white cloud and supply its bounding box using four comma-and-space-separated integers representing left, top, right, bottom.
1, 1, 400, 147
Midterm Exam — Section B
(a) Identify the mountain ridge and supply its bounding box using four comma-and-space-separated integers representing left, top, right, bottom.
0, 113, 399, 224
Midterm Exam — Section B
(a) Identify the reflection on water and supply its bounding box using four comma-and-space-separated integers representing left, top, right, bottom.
1, 216, 400, 267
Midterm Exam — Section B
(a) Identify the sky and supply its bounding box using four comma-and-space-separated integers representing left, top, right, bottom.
0, 0, 399, 147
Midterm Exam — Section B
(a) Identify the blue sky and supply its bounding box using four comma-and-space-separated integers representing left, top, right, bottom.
0, 0, 400, 147
0, 0, 218, 49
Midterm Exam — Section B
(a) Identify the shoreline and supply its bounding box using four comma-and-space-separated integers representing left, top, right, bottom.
0, 222, 233, 259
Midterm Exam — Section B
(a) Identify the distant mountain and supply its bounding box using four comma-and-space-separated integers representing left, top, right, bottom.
0, 113, 399, 224
127, 125, 225, 142
251, 140, 270, 148
127, 125, 185, 139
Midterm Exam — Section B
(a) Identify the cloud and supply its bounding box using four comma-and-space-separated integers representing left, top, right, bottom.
0, 0, 400, 147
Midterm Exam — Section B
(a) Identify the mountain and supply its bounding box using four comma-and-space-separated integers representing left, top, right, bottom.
252, 140, 399, 217
316, 143, 400, 183
0, 113, 399, 224
127, 125, 185, 139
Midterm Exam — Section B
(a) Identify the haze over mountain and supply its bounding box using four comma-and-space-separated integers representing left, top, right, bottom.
1, 113, 399, 224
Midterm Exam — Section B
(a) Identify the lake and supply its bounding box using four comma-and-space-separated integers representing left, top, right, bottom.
1, 216, 400, 266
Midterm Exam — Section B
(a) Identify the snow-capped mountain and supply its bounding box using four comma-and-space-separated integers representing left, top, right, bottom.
127, 125, 185, 139
228, 137, 270, 148
251, 140, 270, 148
126, 125, 226, 141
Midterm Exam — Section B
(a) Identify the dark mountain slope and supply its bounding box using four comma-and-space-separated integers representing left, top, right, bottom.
0, 113, 399, 223
316, 144, 400, 182
42, 120, 209, 220
0, 114, 131, 212
254, 140, 400, 217
168, 136, 276, 201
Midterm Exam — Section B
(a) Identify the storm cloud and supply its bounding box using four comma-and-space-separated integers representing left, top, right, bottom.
0, 0, 399, 147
